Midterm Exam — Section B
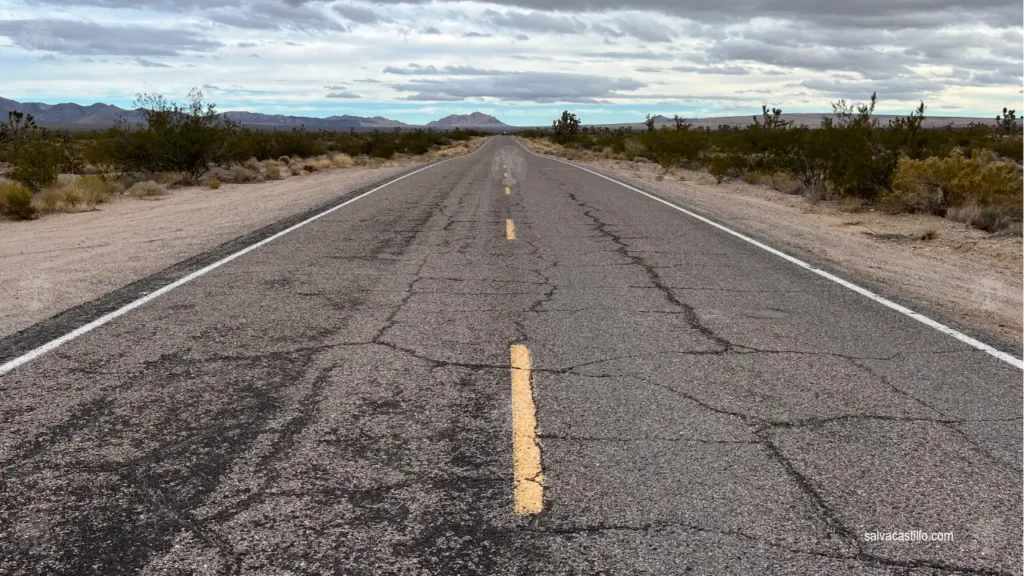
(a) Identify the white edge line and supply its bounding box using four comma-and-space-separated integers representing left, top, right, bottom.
515, 138, 1023, 370
0, 139, 491, 377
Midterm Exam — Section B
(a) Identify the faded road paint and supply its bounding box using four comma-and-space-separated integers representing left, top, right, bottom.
510, 344, 543, 515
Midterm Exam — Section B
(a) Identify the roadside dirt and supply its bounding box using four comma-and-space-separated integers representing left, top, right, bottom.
522, 139, 1022, 349
0, 139, 486, 340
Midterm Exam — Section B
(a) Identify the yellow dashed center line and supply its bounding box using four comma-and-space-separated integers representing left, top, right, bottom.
505, 186, 511, 195
510, 344, 543, 515
506, 219, 516, 240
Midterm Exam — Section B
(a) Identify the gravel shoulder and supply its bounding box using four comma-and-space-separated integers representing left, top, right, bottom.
520, 140, 1021, 350
0, 161, 426, 339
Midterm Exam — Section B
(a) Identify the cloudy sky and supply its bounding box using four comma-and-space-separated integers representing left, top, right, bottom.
1, 0, 1021, 125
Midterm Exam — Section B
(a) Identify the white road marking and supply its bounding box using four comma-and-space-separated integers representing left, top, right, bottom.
0, 140, 492, 377
515, 138, 1023, 370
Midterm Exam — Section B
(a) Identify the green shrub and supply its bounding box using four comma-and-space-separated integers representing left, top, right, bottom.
0, 181, 36, 219
9, 136, 60, 191
889, 151, 1022, 214
623, 138, 647, 161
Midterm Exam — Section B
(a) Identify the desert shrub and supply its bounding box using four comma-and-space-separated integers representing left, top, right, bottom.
243, 157, 262, 171
128, 180, 167, 198
229, 166, 261, 183
9, 136, 60, 191
266, 165, 282, 179
742, 171, 769, 185
330, 153, 353, 168
303, 164, 317, 172
888, 151, 1022, 214
707, 153, 747, 183
277, 155, 291, 164
94, 89, 234, 184
208, 179, 222, 189
947, 203, 1021, 235
157, 172, 185, 186
290, 165, 302, 176
623, 138, 648, 161
0, 181, 36, 219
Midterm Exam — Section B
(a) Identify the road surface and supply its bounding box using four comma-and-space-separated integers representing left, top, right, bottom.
1, 136, 1020, 575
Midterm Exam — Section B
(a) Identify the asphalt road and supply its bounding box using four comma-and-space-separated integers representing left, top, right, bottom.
0, 136, 1020, 575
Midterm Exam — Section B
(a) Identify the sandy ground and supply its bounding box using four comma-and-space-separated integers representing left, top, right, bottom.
0, 140, 491, 339
522, 139, 1022, 348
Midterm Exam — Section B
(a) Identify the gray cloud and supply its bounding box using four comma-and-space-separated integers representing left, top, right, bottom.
334, 3, 390, 24
135, 57, 172, 67
392, 71, 645, 102
671, 64, 750, 75
799, 77, 944, 101
0, 19, 222, 56
326, 90, 361, 98
482, 9, 586, 34
383, 64, 503, 75
206, 1, 347, 31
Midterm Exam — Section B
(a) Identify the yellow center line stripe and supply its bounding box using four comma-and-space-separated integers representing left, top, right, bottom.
505, 186, 511, 195
506, 219, 516, 240
510, 344, 543, 515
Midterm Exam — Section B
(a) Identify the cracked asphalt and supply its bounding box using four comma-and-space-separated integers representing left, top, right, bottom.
0, 136, 1021, 575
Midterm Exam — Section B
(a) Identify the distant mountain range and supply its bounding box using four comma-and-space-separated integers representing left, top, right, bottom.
0, 97, 508, 130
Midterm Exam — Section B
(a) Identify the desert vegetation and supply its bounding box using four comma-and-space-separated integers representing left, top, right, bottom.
0, 89, 483, 220
522, 95, 1022, 234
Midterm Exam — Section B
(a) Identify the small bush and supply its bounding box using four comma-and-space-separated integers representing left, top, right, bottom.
157, 172, 185, 187
889, 151, 1022, 214
303, 164, 317, 172
290, 165, 303, 176
34, 175, 116, 212
230, 165, 262, 183
266, 165, 282, 179
277, 155, 291, 165
947, 203, 1022, 234
128, 180, 167, 198
330, 153, 353, 168
208, 179, 222, 189
623, 138, 648, 161
9, 137, 59, 192
0, 181, 36, 219
243, 157, 262, 171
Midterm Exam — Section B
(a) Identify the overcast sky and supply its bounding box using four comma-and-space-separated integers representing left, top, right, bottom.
1, 0, 1021, 125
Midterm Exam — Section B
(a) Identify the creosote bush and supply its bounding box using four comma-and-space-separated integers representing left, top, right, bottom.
522, 94, 1022, 233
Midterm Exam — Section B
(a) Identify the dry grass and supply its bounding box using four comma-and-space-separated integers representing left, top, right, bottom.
330, 153, 354, 168
0, 180, 37, 220
290, 165, 303, 176
128, 180, 167, 198
947, 203, 1023, 235
157, 172, 185, 187
305, 158, 335, 171
230, 166, 262, 183
34, 175, 121, 213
